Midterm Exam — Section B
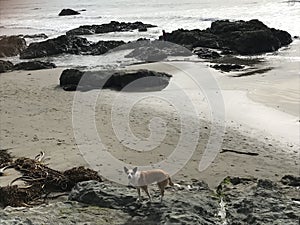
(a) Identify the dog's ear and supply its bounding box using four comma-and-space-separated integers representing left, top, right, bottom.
133, 167, 138, 174
124, 166, 128, 174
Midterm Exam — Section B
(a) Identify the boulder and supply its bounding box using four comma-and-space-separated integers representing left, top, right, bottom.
58, 9, 80, 16
0, 36, 27, 57
59, 69, 85, 91
13, 61, 56, 70
59, 69, 172, 91
162, 19, 292, 55
66, 21, 157, 36
0, 60, 14, 73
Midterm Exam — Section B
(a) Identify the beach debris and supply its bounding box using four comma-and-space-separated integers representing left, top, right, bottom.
0, 152, 102, 207
0, 165, 13, 176
0, 149, 13, 168
220, 148, 259, 156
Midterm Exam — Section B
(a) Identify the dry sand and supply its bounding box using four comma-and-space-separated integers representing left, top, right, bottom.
0, 62, 299, 188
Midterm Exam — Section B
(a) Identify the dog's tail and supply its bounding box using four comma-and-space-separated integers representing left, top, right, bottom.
168, 177, 174, 186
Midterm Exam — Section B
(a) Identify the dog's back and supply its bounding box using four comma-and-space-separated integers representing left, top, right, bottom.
138, 169, 172, 186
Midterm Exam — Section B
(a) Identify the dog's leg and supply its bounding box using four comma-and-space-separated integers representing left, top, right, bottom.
141, 185, 152, 202
136, 187, 141, 202
158, 180, 168, 202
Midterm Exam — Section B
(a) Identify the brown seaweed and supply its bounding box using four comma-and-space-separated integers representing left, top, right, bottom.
0, 152, 102, 207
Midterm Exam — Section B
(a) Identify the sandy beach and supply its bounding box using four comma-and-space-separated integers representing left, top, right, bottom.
0, 59, 298, 188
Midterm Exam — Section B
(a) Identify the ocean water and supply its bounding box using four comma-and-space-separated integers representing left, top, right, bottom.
0, 0, 300, 69
1, 0, 300, 37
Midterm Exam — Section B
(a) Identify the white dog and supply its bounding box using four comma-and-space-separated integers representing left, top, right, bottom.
124, 166, 174, 202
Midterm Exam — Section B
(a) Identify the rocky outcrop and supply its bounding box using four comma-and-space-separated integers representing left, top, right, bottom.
69, 180, 221, 225
162, 19, 292, 55
58, 9, 80, 16
0, 201, 131, 224
19, 35, 124, 59
0, 175, 298, 224
20, 35, 90, 59
0, 60, 56, 73
66, 21, 157, 36
59, 69, 172, 91
68, 175, 299, 225
217, 176, 299, 225
0, 60, 14, 73
124, 39, 192, 62
0, 36, 27, 58
89, 40, 125, 55
13, 61, 56, 70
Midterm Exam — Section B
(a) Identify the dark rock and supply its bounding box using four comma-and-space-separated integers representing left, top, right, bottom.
89, 40, 125, 55
13, 61, 56, 70
59, 69, 172, 91
59, 69, 85, 91
126, 46, 168, 62
20, 35, 90, 59
211, 63, 244, 72
193, 47, 221, 59
58, 9, 80, 16
218, 176, 300, 225
0, 60, 14, 73
23, 33, 48, 39
0, 36, 27, 57
162, 19, 292, 55
20, 35, 125, 59
69, 180, 221, 225
281, 175, 300, 187
138, 27, 148, 32
66, 21, 157, 36
220, 48, 234, 55
124, 39, 192, 62
161, 28, 221, 50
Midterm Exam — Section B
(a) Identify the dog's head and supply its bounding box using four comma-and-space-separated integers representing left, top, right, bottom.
124, 166, 138, 180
